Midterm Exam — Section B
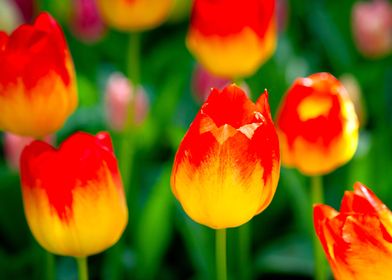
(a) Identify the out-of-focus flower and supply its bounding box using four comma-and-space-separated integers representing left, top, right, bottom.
0, 0, 22, 32
192, 64, 251, 103
171, 85, 280, 229
276, 73, 359, 175
276, 0, 289, 33
340, 74, 366, 127
186, 0, 276, 79
314, 182, 392, 280
12, 0, 35, 23
97, 0, 173, 31
192, 64, 230, 102
352, 0, 392, 58
105, 72, 149, 131
0, 12, 78, 138
3, 132, 53, 171
70, 0, 105, 43
20, 131, 128, 257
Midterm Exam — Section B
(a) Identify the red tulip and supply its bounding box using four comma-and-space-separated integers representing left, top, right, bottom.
171, 84, 280, 229
314, 182, 392, 280
0, 12, 78, 137
20, 132, 128, 257
276, 73, 359, 175
187, 0, 276, 78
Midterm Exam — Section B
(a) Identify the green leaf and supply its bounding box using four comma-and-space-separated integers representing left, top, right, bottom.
134, 164, 174, 279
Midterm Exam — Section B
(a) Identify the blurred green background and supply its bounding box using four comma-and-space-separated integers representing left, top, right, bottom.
1, 0, 391, 279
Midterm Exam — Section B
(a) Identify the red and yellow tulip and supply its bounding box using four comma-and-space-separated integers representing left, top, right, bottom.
171, 84, 280, 229
276, 73, 359, 175
314, 182, 392, 280
97, 0, 173, 31
186, 0, 276, 78
20, 132, 128, 257
0, 12, 77, 138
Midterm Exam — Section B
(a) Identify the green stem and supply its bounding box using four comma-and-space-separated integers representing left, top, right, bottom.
311, 175, 326, 280
127, 32, 141, 86
238, 223, 251, 280
76, 257, 89, 280
216, 229, 227, 280
45, 251, 55, 280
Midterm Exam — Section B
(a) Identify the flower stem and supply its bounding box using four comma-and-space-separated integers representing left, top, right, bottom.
45, 251, 55, 280
128, 32, 140, 86
216, 229, 227, 280
76, 257, 89, 280
311, 175, 326, 280
238, 223, 251, 280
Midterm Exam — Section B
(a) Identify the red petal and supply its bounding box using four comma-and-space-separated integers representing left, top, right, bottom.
202, 84, 258, 128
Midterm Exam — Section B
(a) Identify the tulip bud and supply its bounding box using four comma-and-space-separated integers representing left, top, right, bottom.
187, 0, 276, 78
276, 73, 359, 175
0, 12, 78, 137
12, 0, 34, 23
105, 72, 149, 131
97, 0, 173, 31
70, 0, 105, 43
314, 182, 392, 280
352, 0, 392, 58
3, 133, 53, 171
20, 131, 128, 257
171, 84, 280, 229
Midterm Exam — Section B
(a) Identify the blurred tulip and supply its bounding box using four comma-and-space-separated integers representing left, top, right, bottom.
20, 131, 128, 257
192, 64, 230, 102
97, 0, 173, 31
340, 74, 366, 126
352, 0, 392, 58
70, 0, 105, 43
314, 182, 392, 280
192, 64, 251, 103
186, 0, 276, 79
105, 72, 149, 131
276, 73, 359, 175
12, 0, 35, 23
276, 0, 289, 33
0, 12, 78, 138
3, 132, 53, 171
171, 85, 280, 229
0, 0, 22, 32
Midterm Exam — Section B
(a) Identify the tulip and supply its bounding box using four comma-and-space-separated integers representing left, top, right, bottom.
12, 0, 35, 23
3, 132, 53, 171
186, 0, 276, 79
276, 73, 359, 176
171, 84, 280, 229
70, 0, 105, 43
352, 0, 392, 58
0, 12, 78, 138
20, 131, 128, 257
192, 64, 251, 103
314, 182, 392, 280
97, 0, 173, 31
104, 72, 149, 131
191, 63, 230, 103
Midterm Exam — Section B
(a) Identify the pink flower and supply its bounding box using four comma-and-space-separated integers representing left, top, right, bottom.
71, 0, 105, 43
3, 132, 53, 171
105, 72, 149, 131
192, 64, 250, 103
352, 0, 392, 58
